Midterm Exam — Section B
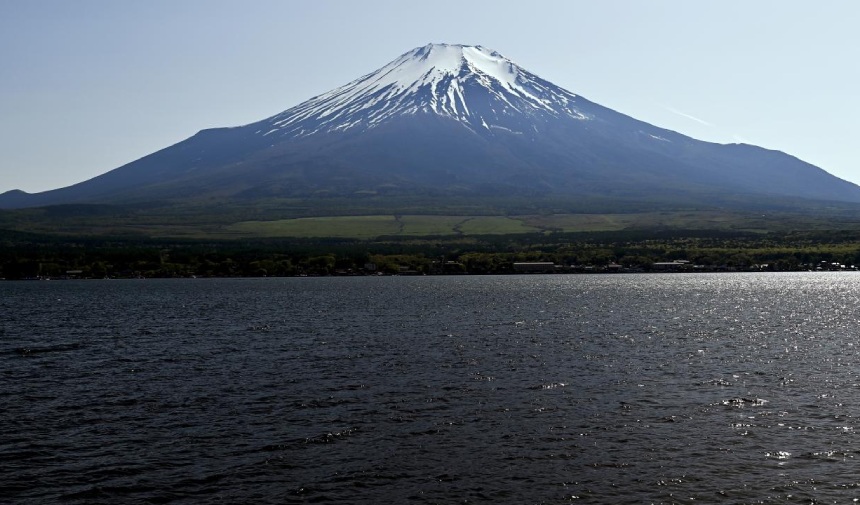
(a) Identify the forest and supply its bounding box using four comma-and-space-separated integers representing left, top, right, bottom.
3, 228, 860, 279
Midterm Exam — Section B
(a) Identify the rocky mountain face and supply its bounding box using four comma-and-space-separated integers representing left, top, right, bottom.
2, 43, 859, 210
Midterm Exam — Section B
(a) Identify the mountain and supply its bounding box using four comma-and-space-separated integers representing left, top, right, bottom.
3, 43, 860, 210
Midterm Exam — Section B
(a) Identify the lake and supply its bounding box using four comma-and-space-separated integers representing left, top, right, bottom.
2, 273, 860, 503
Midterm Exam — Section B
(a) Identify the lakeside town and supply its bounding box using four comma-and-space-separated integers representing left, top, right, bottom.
5, 258, 857, 281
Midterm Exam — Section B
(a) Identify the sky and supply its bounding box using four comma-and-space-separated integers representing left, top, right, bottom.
1, 0, 859, 193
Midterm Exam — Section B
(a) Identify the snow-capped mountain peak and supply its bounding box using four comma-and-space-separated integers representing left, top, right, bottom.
257, 43, 590, 138
379, 44, 520, 97
6, 43, 860, 210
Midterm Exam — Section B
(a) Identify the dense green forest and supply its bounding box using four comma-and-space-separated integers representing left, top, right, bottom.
3, 228, 860, 279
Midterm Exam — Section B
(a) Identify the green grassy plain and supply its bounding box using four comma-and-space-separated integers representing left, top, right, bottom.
227, 215, 401, 239
225, 214, 547, 238
220, 211, 833, 239
3, 201, 860, 240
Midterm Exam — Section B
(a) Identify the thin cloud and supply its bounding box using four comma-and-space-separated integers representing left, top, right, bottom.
665, 106, 712, 127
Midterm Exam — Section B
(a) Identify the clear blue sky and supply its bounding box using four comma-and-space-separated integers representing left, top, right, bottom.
2, 0, 859, 193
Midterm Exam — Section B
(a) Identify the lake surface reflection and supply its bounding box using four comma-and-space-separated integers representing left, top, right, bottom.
3, 273, 860, 503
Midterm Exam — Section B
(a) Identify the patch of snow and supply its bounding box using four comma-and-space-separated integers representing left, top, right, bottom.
489, 125, 523, 135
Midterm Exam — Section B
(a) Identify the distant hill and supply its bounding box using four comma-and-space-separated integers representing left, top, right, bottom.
3, 43, 860, 212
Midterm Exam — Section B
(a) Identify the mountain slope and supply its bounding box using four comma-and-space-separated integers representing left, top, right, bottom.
2, 43, 860, 210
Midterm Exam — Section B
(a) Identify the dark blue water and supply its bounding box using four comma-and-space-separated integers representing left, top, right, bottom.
3, 273, 860, 503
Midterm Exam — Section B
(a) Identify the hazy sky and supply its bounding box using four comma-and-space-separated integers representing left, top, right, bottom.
2, 0, 859, 193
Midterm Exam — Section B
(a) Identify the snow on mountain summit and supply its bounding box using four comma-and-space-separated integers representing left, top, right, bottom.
257, 43, 591, 138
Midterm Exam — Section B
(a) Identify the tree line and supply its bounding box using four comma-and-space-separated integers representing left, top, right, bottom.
3, 229, 860, 279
